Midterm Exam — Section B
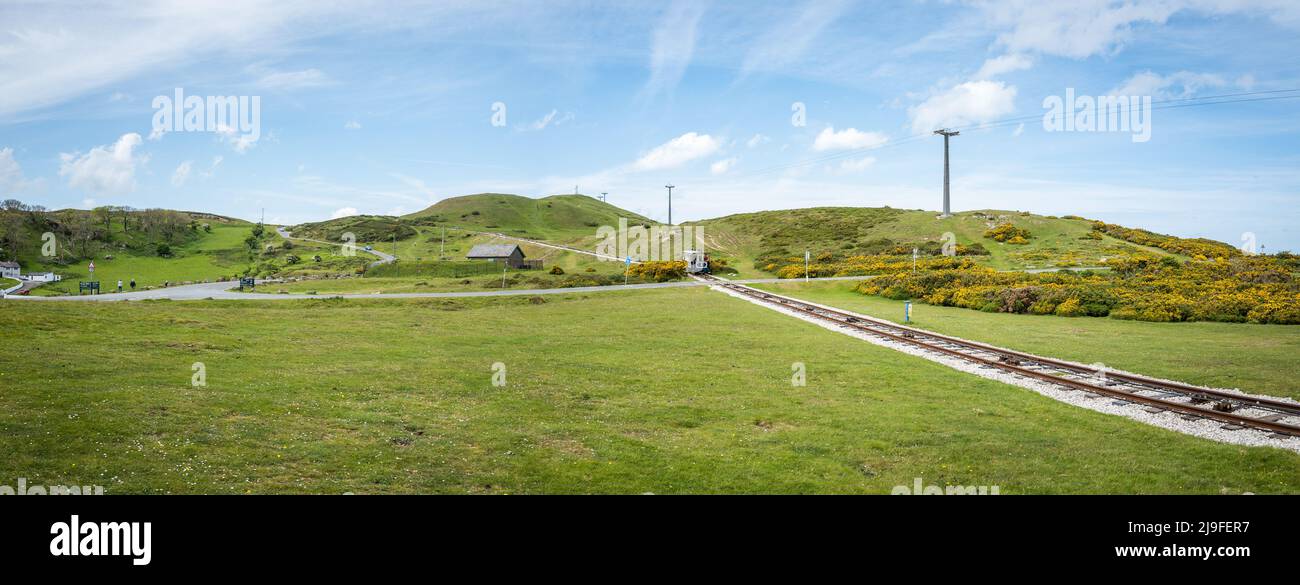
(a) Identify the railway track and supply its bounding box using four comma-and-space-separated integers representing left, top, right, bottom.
698, 274, 1300, 437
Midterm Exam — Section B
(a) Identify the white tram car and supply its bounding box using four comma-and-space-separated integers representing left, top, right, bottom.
684, 250, 710, 274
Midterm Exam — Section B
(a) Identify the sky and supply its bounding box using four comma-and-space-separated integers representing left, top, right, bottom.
1, 0, 1298, 250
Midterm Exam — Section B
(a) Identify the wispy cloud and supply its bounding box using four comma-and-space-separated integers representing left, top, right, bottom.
642, 1, 707, 100
738, 0, 849, 77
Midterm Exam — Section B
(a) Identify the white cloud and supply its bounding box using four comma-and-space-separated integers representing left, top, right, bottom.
910, 80, 1017, 133
344, 120, 362, 130
1110, 70, 1228, 99
1013, 123, 1025, 137
746, 133, 770, 148
200, 156, 224, 180
633, 132, 721, 171
974, 54, 1033, 79
643, 1, 706, 99
837, 155, 876, 173
254, 67, 333, 91
59, 133, 146, 195
710, 157, 738, 175
216, 125, 259, 153
171, 160, 193, 187
812, 127, 888, 151
980, 1, 1300, 60
331, 207, 359, 219
0, 147, 38, 193
519, 109, 574, 131
81, 198, 96, 209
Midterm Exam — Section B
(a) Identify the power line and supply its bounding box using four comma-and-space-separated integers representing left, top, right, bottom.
695, 88, 1300, 183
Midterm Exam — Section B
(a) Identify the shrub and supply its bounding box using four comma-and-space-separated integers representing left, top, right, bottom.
1247, 301, 1300, 324
984, 223, 1031, 243
626, 260, 687, 282
549, 266, 565, 275
1053, 298, 1084, 317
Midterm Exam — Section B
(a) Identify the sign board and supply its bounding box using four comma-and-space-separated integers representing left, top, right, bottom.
79, 281, 100, 295
904, 301, 912, 323
239, 277, 256, 290
88, 261, 95, 274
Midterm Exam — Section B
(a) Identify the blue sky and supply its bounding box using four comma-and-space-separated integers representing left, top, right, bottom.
1, 1, 1298, 249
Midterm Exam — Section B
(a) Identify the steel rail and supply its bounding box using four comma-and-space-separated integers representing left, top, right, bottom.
700, 275, 1300, 436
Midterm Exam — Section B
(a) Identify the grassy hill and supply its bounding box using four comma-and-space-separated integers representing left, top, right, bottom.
404, 193, 653, 241
287, 215, 417, 244
689, 207, 1205, 275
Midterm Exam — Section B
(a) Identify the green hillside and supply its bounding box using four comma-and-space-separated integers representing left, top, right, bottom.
289, 215, 416, 243
689, 207, 1205, 275
404, 193, 653, 241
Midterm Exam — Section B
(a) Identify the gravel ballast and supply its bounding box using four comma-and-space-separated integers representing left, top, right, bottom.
713, 284, 1300, 454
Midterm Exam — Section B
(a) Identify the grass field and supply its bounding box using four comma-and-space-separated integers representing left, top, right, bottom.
2, 288, 1297, 494
751, 280, 1300, 401
27, 222, 257, 295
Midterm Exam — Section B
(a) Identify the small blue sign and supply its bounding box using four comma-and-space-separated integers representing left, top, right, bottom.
904, 301, 912, 323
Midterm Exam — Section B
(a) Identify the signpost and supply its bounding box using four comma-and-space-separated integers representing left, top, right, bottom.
239, 277, 256, 290
904, 301, 912, 323
79, 281, 100, 295
624, 255, 631, 285
88, 261, 95, 275
804, 250, 810, 282
912, 248, 918, 273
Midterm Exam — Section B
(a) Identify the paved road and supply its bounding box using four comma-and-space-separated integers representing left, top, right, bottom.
275, 226, 396, 267
1, 275, 876, 302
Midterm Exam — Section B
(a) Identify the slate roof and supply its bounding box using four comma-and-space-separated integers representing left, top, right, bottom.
465, 244, 524, 258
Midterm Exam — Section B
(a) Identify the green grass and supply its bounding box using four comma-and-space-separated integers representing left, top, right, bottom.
693, 207, 1178, 274
404, 193, 652, 241
1, 288, 1297, 494
751, 280, 1300, 401
26, 222, 257, 295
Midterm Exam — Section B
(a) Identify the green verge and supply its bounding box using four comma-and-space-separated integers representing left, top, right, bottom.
751, 280, 1300, 401
1, 288, 1297, 494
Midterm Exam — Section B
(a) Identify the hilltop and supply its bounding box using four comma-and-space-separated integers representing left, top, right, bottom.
403, 193, 652, 240
689, 207, 1241, 275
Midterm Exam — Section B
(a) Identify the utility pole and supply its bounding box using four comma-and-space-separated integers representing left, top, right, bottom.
665, 184, 675, 225
934, 129, 959, 218
600, 192, 608, 203
440, 227, 445, 259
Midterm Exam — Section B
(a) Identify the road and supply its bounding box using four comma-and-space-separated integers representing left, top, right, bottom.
275, 226, 396, 267
1, 275, 875, 302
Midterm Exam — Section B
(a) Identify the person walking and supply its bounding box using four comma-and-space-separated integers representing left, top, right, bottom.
117, 279, 123, 293
129, 278, 136, 291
